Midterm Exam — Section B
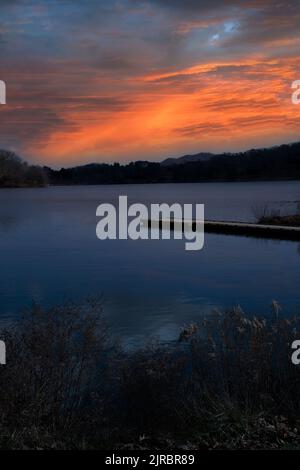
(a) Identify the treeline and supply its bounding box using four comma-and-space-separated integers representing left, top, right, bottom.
1, 142, 300, 188
0, 149, 47, 188
46, 142, 300, 185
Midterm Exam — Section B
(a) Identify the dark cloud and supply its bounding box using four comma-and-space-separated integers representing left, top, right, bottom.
147, 0, 299, 13
0, 105, 76, 152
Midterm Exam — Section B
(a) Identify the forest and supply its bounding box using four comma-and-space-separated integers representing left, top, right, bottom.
46, 142, 300, 185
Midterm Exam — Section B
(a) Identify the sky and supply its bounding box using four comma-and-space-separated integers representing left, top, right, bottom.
0, 0, 300, 167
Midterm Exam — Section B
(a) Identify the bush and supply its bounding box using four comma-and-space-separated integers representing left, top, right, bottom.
0, 299, 115, 448
0, 301, 300, 449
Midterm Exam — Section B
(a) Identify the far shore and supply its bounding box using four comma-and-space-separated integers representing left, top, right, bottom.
1, 176, 300, 190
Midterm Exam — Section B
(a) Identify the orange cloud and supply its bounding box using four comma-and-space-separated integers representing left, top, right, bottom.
21, 56, 300, 166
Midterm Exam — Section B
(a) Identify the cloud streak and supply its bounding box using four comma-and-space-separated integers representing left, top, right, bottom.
0, 0, 299, 165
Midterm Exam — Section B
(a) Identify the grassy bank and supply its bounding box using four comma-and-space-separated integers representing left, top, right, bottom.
259, 215, 300, 227
0, 300, 300, 450
0, 150, 47, 188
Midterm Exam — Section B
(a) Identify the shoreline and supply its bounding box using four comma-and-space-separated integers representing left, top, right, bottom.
1, 178, 300, 190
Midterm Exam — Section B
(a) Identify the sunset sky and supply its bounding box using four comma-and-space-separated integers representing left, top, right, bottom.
0, 0, 300, 167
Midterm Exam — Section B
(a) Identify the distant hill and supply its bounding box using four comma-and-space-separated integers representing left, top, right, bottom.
45, 141, 300, 185
162, 152, 215, 166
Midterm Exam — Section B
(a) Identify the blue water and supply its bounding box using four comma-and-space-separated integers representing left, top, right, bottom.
0, 182, 299, 346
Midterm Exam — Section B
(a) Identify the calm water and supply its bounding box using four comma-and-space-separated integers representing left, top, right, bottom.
0, 181, 299, 346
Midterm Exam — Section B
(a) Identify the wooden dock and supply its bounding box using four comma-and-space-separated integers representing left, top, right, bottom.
145, 219, 300, 242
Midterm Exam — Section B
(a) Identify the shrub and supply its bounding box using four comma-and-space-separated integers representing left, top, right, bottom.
0, 301, 300, 449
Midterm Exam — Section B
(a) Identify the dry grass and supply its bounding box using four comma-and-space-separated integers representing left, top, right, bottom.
0, 299, 116, 449
0, 301, 300, 449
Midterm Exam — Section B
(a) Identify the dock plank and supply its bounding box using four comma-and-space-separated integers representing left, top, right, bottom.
145, 219, 300, 241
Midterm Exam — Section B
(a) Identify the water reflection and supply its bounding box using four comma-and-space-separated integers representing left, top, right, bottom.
0, 183, 299, 346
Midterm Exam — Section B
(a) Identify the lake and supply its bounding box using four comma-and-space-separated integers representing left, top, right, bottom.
0, 181, 299, 346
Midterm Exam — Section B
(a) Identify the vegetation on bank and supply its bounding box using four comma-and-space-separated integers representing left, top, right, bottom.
0, 150, 47, 188
0, 299, 300, 450
252, 203, 300, 227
